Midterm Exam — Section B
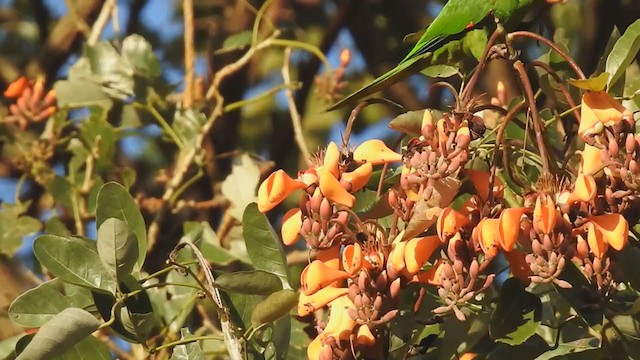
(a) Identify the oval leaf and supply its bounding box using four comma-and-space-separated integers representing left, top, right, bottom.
170, 328, 205, 360
16, 308, 101, 360
96, 182, 147, 269
33, 235, 116, 293
568, 72, 610, 91
606, 18, 640, 88
215, 270, 283, 295
489, 278, 541, 345
251, 289, 299, 327
242, 203, 291, 288
420, 64, 460, 78
9, 279, 94, 328
97, 218, 139, 281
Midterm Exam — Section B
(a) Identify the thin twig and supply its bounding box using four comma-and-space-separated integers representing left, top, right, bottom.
282, 47, 312, 166
460, 26, 503, 105
182, 0, 195, 108
508, 31, 586, 80
513, 61, 550, 174
87, 0, 116, 46
530, 60, 580, 122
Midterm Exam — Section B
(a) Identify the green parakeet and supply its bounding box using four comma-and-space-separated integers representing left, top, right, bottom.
326, 0, 562, 111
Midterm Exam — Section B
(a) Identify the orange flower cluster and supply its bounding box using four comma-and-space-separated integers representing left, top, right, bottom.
3, 76, 56, 130
256, 89, 637, 359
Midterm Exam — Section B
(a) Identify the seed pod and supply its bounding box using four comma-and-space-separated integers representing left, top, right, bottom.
469, 260, 479, 278
388, 190, 398, 208
609, 138, 619, 157
626, 134, 636, 153
311, 221, 322, 237
347, 307, 359, 321
630, 160, 639, 173
354, 294, 363, 308
428, 151, 437, 165
532, 239, 544, 256
453, 259, 464, 275
310, 191, 323, 213
593, 257, 602, 273
373, 295, 383, 311
375, 272, 388, 292
358, 271, 369, 291
437, 287, 447, 298
542, 234, 554, 251
349, 284, 360, 299
389, 278, 401, 299
320, 198, 332, 221
379, 309, 398, 323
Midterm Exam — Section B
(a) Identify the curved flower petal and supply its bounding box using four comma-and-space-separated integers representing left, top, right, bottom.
503, 250, 532, 286
341, 162, 373, 193
307, 336, 323, 360
323, 142, 341, 178
567, 173, 597, 204
404, 235, 441, 275
466, 169, 503, 203
590, 214, 628, 251
587, 223, 608, 258
318, 167, 355, 208
322, 295, 356, 341
411, 259, 444, 285
298, 287, 349, 316
499, 208, 527, 251
437, 208, 469, 243
533, 194, 556, 235
353, 139, 402, 165
281, 208, 302, 246
342, 243, 363, 275
300, 260, 351, 295
356, 324, 376, 346
258, 170, 307, 212
475, 218, 500, 257
580, 91, 626, 136
316, 245, 341, 270
581, 144, 604, 176
298, 168, 319, 187
389, 240, 407, 275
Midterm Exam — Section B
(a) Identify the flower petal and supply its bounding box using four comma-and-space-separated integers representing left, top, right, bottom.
475, 218, 500, 257
580, 91, 626, 136
533, 194, 556, 235
307, 336, 323, 360
318, 167, 355, 208
437, 208, 468, 243
322, 295, 356, 341
258, 170, 307, 212
281, 208, 302, 246
356, 324, 376, 346
581, 144, 604, 176
389, 240, 407, 275
4, 76, 29, 99
567, 173, 597, 203
404, 235, 441, 275
590, 214, 629, 251
341, 162, 373, 193
323, 142, 341, 178
465, 169, 503, 203
587, 223, 608, 258
411, 259, 444, 285
300, 260, 351, 295
316, 245, 341, 270
499, 208, 527, 251
342, 243, 363, 276
353, 139, 402, 165
298, 287, 349, 316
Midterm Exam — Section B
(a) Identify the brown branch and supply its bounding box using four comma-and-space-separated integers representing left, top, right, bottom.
183, 0, 195, 108
281, 47, 312, 166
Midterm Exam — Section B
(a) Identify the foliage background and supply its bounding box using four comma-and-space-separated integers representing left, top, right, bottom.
1, 0, 640, 359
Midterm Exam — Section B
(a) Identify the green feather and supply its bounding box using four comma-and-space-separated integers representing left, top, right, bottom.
326, 0, 542, 111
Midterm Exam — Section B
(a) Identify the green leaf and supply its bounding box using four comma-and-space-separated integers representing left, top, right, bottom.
420, 64, 459, 78
0, 203, 42, 257
77, 107, 118, 171
615, 245, 640, 292
250, 289, 299, 327
97, 218, 139, 281
16, 308, 101, 360
242, 203, 291, 288
9, 279, 94, 328
568, 72, 610, 91
170, 328, 205, 360
215, 270, 283, 295
96, 182, 147, 269
606, 18, 640, 88
0, 333, 22, 360
119, 275, 159, 341
172, 109, 207, 146
121, 34, 161, 78
222, 30, 252, 50
92, 291, 140, 343
16, 334, 112, 360
54, 79, 113, 109
85, 42, 135, 99
353, 190, 382, 216
490, 278, 542, 345
388, 109, 431, 135
221, 154, 261, 221
33, 235, 116, 293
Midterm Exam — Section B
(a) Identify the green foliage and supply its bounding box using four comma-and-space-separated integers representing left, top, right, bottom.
490, 278, 542, 345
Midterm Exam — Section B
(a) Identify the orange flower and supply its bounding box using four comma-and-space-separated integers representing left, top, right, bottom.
353, 139, 402, 165
320, 295, 356, 341
580, 144, 604, 177
258, 170, 307, 212
4, 76, 29, 98
298, 287, 349, 316
316, 245, 341, 269
389, 239, 407, 275
586, 224, 608, 258
588, 214, 628, 251
404, 235, 441, 275
579, 91, 632, 137
322, 142, 340, 178
341, 162, 373, 193
566, 173, 597, 204
533, 194, 557, 235
474, 218, 501, 257
342, 243, 363, 275
281, 208, 302, 245
437, 208, 469, 243
300, 260, 351, 295
411, 259, 445, 285
318, 167, 355, 207
498, 208, 527, 251
466, 169, 504, 203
